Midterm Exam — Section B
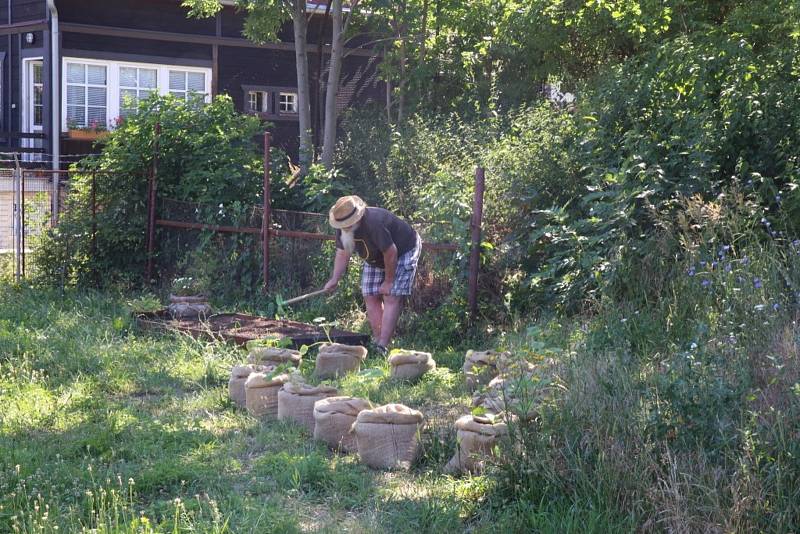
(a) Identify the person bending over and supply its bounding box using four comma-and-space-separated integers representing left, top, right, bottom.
323, 195, 422, 355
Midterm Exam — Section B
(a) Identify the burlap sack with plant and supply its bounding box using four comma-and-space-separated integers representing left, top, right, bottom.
244, 371, 293, 417
352, 403, 424, 470
444, 413, 508, 474
472, 375, 537, 419
463, 350, 511, 392
277, 382, 339, 432
388, 350, 436, 381
229, 364, 273, 408
313, 396, 372, 452
247, 347, 302, 367
314, 343, 368, 379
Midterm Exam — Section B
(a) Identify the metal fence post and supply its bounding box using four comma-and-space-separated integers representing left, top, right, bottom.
146, 122, 160, 284
91, 171, 97, 286
262, 131, 271, 293
20, 169, 25, 278
12, 160, 21, 283
468, 167, 485, 323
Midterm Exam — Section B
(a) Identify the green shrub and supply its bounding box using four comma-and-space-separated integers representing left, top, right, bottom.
34, 94, 282, 290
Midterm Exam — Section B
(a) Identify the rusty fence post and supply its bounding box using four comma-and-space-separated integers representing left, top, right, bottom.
468, 166, 485, 323
146, 122, 160, 285
91, 171, 97, 286
20, 169, 25, 278
262, 131, 272, 293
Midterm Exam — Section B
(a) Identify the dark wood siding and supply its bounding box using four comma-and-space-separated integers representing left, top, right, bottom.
58, 0, 215, 35
62, 33, 212, 62
11, 0, 44, 23
219, 45, 300, 154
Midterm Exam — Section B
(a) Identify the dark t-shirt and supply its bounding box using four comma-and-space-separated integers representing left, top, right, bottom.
335, 207, 418, 268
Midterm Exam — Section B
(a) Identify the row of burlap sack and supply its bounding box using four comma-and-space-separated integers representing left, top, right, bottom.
226, 344, 461, 471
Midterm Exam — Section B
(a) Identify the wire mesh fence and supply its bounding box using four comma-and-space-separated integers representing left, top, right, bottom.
154, 197, 459, 309
0, 146, 465, 313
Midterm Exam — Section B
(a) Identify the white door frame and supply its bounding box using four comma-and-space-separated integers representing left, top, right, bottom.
21, 57, 44, 161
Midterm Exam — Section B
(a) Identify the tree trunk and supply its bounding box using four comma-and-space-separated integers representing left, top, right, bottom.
315, 1, 331, 148
321, 0, 344, 169
292, 0, 313, 172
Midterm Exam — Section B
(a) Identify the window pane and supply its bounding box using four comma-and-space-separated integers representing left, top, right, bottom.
139, 89, 155, 100
87, 87, 106, 107
170, 91, 185, 99
67, 85, 85, 106
87, 107, 106, 126
33, 63, 43, 84
187, 72, 205, 92
120, 67, 137, 87
34, 106, 43, 127
87, 65, 107, 85
120, 88, 137, 109
33, 85, 43, 106
169, 70, 186, 91
67, 105, 85, 126
67, 63, 85, 84
139, 69, 157, 88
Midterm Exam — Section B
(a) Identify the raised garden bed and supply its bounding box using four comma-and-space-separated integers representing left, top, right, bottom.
134, 311, 369, 348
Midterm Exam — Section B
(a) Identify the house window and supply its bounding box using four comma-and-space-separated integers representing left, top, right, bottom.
169, 70, 206, 102
247, 90, 269, 113
66, 62, 107, 128
119, 66, 157, 117
62, 58, 212, 131
279, 92, 298, 113
32, 62, 43, 127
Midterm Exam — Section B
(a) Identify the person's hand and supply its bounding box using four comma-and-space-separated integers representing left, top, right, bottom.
378, 280, 393, 296
323, 279, 339, 293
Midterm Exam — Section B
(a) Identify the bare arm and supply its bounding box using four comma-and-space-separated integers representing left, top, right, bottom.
324, 248, 351, 292
381, 244, 398, 288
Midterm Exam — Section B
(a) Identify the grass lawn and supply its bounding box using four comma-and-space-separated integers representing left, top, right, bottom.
0, 285, 502, 533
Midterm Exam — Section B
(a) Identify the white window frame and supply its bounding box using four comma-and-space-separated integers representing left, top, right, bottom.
247, 90, 270, 113
279, 92, 298, 114
61, 57, 212, 131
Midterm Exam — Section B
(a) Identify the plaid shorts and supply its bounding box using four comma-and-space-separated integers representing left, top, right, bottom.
361, 234, 422, 297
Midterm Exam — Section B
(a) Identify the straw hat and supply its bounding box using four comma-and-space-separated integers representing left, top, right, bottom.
329, 195, 367, 229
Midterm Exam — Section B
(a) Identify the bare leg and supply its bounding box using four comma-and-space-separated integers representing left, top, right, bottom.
377, 295, 404, 347
364, 294, 383, 341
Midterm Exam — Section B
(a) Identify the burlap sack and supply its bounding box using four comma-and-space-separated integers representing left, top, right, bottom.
277, 382, 339, 432
463, 350, 510, 392
314, 343, 368, 379
247, 347, 302, 367
388, 350, 436, 381
352, 403, 424, 470
229, 364, 274, 408
472, 375, 536, 419
313, 396, 372, 452
244, 371, 292, 417
444, 414, 508, 474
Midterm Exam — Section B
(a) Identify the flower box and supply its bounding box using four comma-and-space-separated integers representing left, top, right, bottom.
66, 128, 110, 142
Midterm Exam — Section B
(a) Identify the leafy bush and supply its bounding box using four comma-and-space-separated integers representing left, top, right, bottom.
523, 21, 800, 310
34, 94, 279, 289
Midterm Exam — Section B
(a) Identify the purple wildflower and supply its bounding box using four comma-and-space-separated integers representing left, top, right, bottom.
702, 279, 712, 288
754, 277, 763, 289
724, 263, 732, 273
687, 266, 696, 276
773, 303, 780, 311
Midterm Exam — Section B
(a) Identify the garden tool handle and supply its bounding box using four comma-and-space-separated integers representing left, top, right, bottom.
283, 288, 330, 305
